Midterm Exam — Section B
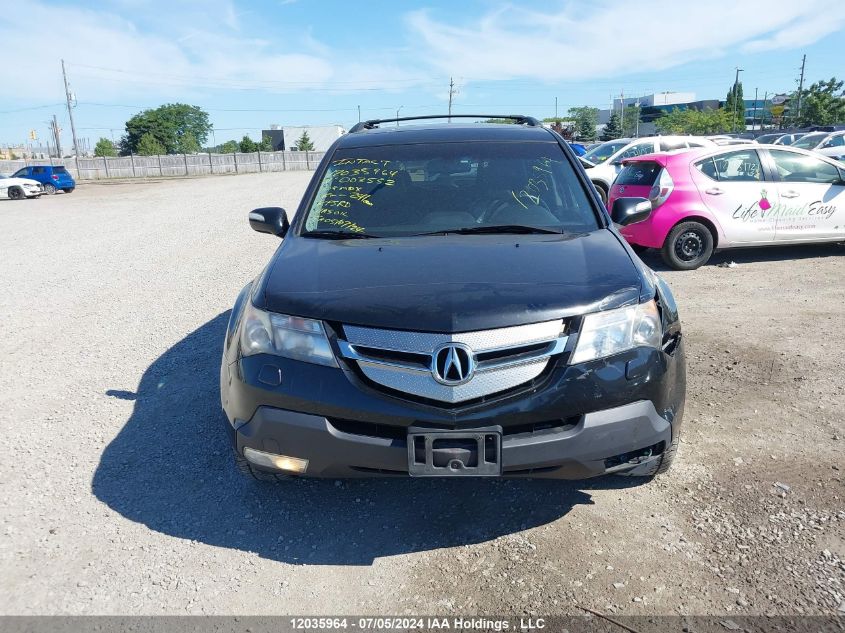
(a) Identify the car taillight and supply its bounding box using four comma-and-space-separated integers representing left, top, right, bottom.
648, 168, 674, 209
51, 174, 59, 180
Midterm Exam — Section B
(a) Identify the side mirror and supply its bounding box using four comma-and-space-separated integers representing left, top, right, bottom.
249, 207, 289, 237
610, 197, 652, 226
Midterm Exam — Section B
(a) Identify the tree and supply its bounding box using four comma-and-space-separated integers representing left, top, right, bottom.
293, 131, 315, 151
136, 132, 166, 156
122, 103, 212, 155
601, 111, 622, 140
94, 137, 116, 157
259, 134, 274, 151
217, 140, 239, 154
621, 105, 641, 137
794, 77, 845, 127
725, 82, 745, 131
177, 132, 200, 154
655, 107, 735, 135
568, 106, 599, 142
239, 135, 259, 152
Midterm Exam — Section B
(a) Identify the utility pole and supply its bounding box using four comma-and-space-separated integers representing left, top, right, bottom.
447, 77, 457, 122
61, 59, 80, 157
357, 105, 361, 123
732, 67, 744, 133
51, 115, 62, 157
752, 87, 759, 131
795, 54, 806, 126
761, 91, 768, 130
620, 89, 624, 132
555, 97, 558, 120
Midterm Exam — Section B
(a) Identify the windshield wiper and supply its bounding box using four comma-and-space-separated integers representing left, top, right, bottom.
416, 225, 565, 236
301, 230, 379, 240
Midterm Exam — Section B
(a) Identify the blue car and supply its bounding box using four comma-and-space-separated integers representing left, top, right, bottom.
11, 165, 75, 195
568, 142, 587, 156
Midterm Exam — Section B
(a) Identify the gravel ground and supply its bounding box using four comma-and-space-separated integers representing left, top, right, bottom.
0, 173, 842, 616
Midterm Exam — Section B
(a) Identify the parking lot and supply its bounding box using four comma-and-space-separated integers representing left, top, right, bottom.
0, 172, 842, 616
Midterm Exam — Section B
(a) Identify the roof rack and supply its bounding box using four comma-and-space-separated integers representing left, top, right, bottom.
348, 114, 542, 133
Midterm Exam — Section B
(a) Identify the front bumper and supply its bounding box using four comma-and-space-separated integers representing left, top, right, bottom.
232, 399, 672, 479
222, 336, 686, 479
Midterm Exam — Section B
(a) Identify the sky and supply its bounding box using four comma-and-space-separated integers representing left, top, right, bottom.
2, 0, 844, 148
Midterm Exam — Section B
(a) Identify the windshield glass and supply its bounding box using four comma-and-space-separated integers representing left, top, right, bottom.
302, 141, 600, 238
582, 140, 630, 164
790, 133, 825, 149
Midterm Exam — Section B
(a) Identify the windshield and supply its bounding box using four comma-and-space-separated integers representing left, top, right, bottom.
790, 133, 826, 149
582, 139, 630, 164
302, 141, 600, 238
616, 161, 662, 186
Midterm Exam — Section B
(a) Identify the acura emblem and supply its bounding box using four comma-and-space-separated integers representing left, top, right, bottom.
432, 343, 475, 385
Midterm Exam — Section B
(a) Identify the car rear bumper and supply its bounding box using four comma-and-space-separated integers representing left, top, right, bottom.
230, 399, 673, 479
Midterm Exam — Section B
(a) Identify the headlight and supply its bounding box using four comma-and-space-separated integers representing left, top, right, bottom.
571, 300, 662, 364
239, 301, 337, 367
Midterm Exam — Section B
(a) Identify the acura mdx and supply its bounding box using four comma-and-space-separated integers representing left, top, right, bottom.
221, 115, 686, 481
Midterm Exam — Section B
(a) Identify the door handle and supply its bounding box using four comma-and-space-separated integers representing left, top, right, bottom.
781, 190, 800, 199
705, 188, 724, 195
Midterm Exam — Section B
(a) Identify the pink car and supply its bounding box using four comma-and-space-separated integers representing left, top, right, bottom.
608, 146, 845, 270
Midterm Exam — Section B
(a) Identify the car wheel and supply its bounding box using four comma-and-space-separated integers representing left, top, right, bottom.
63, 188, 75, 193
43, 183, 57, 195
7, 186, 24, 200
661, 221, 714, 270
593, 183, 608, 205
233, 447, 292, 483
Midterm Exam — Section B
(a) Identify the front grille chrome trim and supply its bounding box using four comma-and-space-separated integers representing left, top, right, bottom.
337, 320, 567, 403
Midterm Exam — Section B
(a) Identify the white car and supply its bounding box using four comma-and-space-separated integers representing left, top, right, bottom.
584, 135, 715, 203
0, 175, 43, 200
790, 130, 845, 162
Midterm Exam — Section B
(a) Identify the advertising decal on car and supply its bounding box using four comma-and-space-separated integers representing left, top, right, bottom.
731, 189, 838, 227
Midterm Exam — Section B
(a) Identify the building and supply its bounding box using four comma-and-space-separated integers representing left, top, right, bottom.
261, 125, 346, 152
598, 91, 774, 136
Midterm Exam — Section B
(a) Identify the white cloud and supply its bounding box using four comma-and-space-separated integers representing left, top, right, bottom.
0, 0, 419, 104
406, 0, 845, 81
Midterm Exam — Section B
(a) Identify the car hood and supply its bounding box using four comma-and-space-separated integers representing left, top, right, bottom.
6, 177, 40, 186
260, 230, 643, 332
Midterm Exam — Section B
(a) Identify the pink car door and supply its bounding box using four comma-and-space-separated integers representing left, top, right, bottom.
690, 149, 776, 245
766, 149, 845, 242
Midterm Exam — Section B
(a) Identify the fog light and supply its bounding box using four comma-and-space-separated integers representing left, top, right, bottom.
244, 447, 308, 473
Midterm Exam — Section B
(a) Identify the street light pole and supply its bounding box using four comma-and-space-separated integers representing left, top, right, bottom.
396, 106, 403, 126
635, 101, 640, 137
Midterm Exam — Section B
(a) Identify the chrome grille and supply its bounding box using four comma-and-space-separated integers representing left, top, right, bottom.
338, 320, 567, 403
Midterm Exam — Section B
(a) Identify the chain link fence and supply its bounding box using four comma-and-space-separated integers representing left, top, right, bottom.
0, 150, 325, 181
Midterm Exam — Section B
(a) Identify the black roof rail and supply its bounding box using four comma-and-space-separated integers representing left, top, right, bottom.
348, 114, 542, 133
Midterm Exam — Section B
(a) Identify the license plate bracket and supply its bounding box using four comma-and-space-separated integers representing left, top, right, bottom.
407, 426, 502, 477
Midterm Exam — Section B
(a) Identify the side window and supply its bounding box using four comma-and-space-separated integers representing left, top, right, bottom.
702, 150, 763, 182
617, 143, 654, 161
769, 150, 841, 184
660, 139, 688, 151
822, 135, 844, 148
12, 169, 28, 178
32, 166, 46, 174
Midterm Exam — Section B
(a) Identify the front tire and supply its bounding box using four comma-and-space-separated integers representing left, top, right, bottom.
661, 221, 714, 270
63, 188, 75, 193
593, 182, 608, 206
43, 183, 57, 195
7, 187, 24, 200
617, 433, 680, 478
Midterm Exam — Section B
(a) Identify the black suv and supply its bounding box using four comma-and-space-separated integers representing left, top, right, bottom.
221, 115, 686, 480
